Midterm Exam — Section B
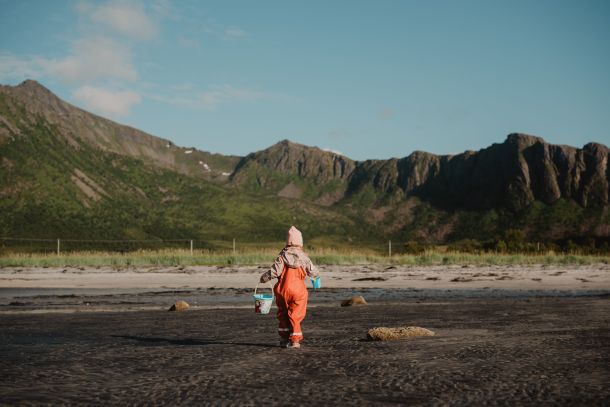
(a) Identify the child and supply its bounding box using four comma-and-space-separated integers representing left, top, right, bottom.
260, 226, 319, 349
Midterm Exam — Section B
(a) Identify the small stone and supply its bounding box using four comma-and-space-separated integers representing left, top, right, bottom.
168, 300, 190, 312
341, 296, 367, 307
367, 326, 435, 341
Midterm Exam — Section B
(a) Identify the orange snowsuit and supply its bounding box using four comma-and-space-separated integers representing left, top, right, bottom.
260, 245, 319, 344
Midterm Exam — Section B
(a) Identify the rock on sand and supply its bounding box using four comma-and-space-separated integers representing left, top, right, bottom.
367, 326, 435, 341
168, 300, 190, 312
341, 296, 367, 307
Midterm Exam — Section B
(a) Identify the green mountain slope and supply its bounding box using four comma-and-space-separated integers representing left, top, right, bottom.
1, 80, 609, 252
0, 88, 371, 248
0, 80, 241, 182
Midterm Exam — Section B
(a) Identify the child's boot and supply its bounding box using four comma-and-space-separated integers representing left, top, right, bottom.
286, 342, 301, 349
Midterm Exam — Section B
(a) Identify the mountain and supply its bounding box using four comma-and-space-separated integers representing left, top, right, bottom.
1, 80, 609, 250
0, 81, 364, 247
0, 80, 240, 182
230, 136, 610, 246
229, 139, 356, 205
233, 134, 610, 211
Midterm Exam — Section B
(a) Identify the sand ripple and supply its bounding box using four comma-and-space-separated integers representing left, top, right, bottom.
0, 296, 609, 405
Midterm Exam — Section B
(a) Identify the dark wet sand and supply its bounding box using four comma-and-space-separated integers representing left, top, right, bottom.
1, 296, 609, 406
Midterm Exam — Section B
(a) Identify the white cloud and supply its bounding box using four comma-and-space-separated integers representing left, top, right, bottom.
152, 85, 267, 110
151, 0, 177, 19
0, 53, 46, 81
89, 1, 157, 39
224, 26, 248, 39
170, 83, 195, 92
198, 19, 248, 41
198, 85, 265, 109
73, 85, 141, 117
47, 37, 137, 83
0, 37, 137, 84
178, 36, 200, 49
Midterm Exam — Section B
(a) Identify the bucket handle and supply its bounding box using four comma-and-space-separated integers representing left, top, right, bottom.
254, 281, 274, 298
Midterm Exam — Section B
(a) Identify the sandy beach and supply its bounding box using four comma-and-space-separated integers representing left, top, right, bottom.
1, 264, 609, 405
1, 264, 609, 310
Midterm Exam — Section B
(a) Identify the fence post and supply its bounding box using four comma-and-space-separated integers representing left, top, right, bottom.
190, 240, 193, 256
388, 240, 392, 257
57, 239, 60, 256
233, 238, 236, 255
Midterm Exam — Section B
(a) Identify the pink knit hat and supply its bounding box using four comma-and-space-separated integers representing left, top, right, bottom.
286, 226, 303, 247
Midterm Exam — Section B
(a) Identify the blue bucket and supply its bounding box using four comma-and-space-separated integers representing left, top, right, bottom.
253, 283, 274, 314
311, 276, 322, 289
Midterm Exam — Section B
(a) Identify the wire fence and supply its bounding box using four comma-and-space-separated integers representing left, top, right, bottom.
0, 237, 396, 256
12, 235, 607, 257
0, 237, 243, 255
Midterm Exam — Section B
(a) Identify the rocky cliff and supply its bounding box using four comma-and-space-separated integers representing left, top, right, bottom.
387, 134, 610, 210
229, 140, 355, 204
231, 133, 609, 211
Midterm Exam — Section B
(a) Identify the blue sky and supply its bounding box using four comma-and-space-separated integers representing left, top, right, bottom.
1, 0, 609, 160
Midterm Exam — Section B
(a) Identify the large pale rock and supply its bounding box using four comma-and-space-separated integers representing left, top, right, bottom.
341, 296, 367, 307
168, 300, 190, 312
367, 326, 435, 341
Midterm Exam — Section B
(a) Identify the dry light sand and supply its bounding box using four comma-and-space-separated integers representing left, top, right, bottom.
0, 264, 609, 405
1, 263, 609, 291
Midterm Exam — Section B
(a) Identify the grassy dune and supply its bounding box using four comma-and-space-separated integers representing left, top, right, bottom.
0, 248, 608, 268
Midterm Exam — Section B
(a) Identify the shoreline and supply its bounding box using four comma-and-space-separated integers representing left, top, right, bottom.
1, 264, 608, 314
2, 291, 609, 315
2, 263, 609, 289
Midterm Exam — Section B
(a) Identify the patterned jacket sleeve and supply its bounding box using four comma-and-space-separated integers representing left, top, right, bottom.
260, 254, 284, 283
305, 257, 320, 278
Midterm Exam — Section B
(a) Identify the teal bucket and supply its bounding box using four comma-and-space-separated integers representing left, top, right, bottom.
253, 283, 274, 314
311, 276, 322, 289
